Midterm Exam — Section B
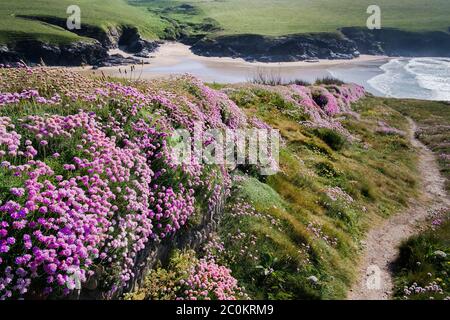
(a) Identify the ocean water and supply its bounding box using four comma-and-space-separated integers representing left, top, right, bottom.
368, 58, 450, 101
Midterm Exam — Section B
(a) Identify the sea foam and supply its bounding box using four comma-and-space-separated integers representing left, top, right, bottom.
368, 58, 450, 101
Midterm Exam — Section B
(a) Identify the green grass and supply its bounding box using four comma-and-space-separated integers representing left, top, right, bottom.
387, 99, 450, 300
2, 1, 449, 45
133, 0, 450, 36
387, 99, 450, 192
0, 0, 168, 44
206, 90, 426, 299
105, 79, 430, 300
393, 213, 450, 300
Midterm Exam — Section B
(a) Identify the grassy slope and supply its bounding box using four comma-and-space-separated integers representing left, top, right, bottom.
1, 1, 450, 45
212, 93, 424, 299
133, 0, 450, 36
123, 82, 427, 299
2, 68, 448, 299
393, 218, 450, 300
0, 0, 167, 44
387, 99, 450, 300
389, 99, 450, 192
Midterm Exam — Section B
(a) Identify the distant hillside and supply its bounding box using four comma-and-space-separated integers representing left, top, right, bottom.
0, 0, 167, 44
134, 0, 450, 36
1, 0, 450, 64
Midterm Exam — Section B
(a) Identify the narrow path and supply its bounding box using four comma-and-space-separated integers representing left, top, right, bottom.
348, 118, 450, 300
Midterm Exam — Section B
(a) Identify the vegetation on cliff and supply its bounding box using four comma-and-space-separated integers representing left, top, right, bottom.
1, 0, 450, 46
388, 100, 450, 300
0, 0, 168, 45
1, 65, 441, 299
134, 0, 450, 36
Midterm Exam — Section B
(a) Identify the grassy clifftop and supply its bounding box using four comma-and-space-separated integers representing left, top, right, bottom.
1, 0, 449, 45
1, 66, 441, 300
135, 0, 450, 36
387, 99, 450, 300
0, 0, 168, 44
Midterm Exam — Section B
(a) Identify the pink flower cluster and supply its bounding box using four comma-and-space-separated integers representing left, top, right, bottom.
403, 281, 444, 298
335, 84, 366, 106
325, 186, 354, 203
0, 68, 269, 299
0, 90, 61, 106
376, 121, 406, 136
307, 222, 338, 247
189, 76, 247, 130
0, 109, 200, 298
263, 83, 365, 138
311, 87, 341, 115
0, 117, 21, 157
178, 258, 245, 300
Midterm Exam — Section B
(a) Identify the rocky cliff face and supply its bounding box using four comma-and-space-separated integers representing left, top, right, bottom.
340, 27, 450, 57
2, 15, 450, 66
189, 33, 359, 62
1, 40, 108, 66
0, 16, 159, 67
188, 27, 450, 62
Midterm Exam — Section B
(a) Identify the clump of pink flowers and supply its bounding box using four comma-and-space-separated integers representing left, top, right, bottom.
0, 66, 364, 300
325, 186, 354, 203
403, 281, 444, 299
311, 87, 341, 115
246, 82, 365, 139
0, 68, 271, 299
178, 258, 246, 300
307, 222, 338, 247
0, 90, 61, 106
0, 109, 198, 297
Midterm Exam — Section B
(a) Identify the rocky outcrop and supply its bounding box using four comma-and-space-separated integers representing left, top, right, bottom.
118, 27, 159, 57
188, 27, 450, 62
190, 33, 360, 62
93, 54, 148, 69
340, 27, 450, 57
0, 40, 108, 66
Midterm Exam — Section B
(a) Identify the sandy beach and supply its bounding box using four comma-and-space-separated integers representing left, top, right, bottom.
108, 42, 388, 68
77, 42, 389, 94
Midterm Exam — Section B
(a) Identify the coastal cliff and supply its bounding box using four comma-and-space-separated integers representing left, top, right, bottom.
2, 22, 450, 66
0, 18, 159, 67
188, 28, 450, 62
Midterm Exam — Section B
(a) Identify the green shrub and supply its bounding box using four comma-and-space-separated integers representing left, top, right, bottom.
315, 77, 345, 86
313, 128, 347, 151
314, 161, 340, 178
125, 250, 195, 300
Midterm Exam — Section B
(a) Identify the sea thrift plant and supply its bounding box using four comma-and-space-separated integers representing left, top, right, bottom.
307, 222, 339, 247
311, 87, 341, 115
0, 110, 197, 297
125, 250, 246, 300
325, 186, 354, 203
0, 68, 263, 299
240, 82, 366, 139
376, 121, 406, 136
403, 281, 445, 299
178, 258, 246, 300
0, 67, 364, 300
